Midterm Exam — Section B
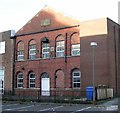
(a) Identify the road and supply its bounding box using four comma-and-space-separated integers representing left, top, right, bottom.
1, 98, 119, 113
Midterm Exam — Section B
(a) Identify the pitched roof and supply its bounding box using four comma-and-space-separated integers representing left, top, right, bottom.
17, 6, 80, 35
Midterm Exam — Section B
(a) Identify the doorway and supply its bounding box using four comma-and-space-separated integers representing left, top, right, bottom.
41, 73, 50, 96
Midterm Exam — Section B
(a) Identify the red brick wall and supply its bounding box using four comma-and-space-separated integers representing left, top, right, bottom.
15, 26, 80, 92
80, 35, 109, 90
14, 6, 120, 96
107, 19, 120, 96
15, 23, 120, 96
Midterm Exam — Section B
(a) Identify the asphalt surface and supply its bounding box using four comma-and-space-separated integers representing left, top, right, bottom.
1, 98, 119, 112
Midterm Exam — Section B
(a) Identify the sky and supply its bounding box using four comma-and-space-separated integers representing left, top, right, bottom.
0, 0, 119, 32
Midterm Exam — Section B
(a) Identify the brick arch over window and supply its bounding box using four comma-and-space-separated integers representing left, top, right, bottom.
56, 34, 64, 41
70, 32, 80, 56
29, 39, 36, 45
41, 72, 49, 78
55, 69, 64, 89
70, 32, 80, 44
17, 41, 24, 61
55, 35, 65, 57
28, 39, 37, 60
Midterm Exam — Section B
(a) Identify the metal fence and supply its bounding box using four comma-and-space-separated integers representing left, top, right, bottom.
2, 89, 89, 103
2, 87, 114, 103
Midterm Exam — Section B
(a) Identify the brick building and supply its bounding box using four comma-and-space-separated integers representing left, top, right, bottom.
13, 6, 120, 97
0, 30, 14, 94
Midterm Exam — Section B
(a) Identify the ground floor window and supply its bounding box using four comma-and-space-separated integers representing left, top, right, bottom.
17, 73, 23, 88
15, 69, 81, 90
72, 70, 81, 88
0, 66, 4, 94
29, 72, 35, 88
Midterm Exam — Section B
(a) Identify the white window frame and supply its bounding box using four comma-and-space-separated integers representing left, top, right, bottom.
71, 44, 80, 56
17, 73, 23, 88
72, 70, 81, 89
0, 80, 4, 94
42, 43, 50, 59
17, 50, 24, 61
29, 73, 35, 88
29, 44, 36, 60
0, 41, 5, 54
0, 66, 4, 94
56, 41, 65, 57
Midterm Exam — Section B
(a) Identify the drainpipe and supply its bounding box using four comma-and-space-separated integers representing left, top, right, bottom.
113, 26, 118, 97
10, 30, 16, 95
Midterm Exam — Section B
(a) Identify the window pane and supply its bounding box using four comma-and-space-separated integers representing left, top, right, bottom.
74, 72, 80, 77
56, 52, 64, 57
30, 45, 36, 49
30, 84, 35, 88
18, 79, 23, 82
30, 79, 35, 83
42, 54, 50, 59
29, 50, 36, 54
74, 78, 80, 82
30, 73, 35, 78
18, 84, 23, 88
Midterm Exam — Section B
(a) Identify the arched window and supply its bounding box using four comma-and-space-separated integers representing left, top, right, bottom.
17, 72, 23, 88
29, 40, 36, 60
71, 33, 80, 56
29, 72, 35, 88
72, 69, 81, 88
17, 41, 24, 61
56, 35, 65, 57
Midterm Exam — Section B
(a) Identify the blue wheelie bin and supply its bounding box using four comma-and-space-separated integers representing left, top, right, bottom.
86, 86, 93, 101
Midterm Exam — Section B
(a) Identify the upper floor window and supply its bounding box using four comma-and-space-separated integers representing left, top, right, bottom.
0, 66, 4, 94
17, 41, 24, 61
0, 41, 5, 54
29, 40, 36, 60
71, 33, 80, 56
0, 80, 4, 94
72, 44, 80, 56
56, 41, 65, 57
56, 35, 65, 57
29, 72, 35, 88
72, 70, 81, 88
42, 43, 50, 59
17, 72, 23, 88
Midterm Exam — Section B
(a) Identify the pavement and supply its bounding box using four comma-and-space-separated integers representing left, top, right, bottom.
1, 98, 119, 112
98, 98, 119, 111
